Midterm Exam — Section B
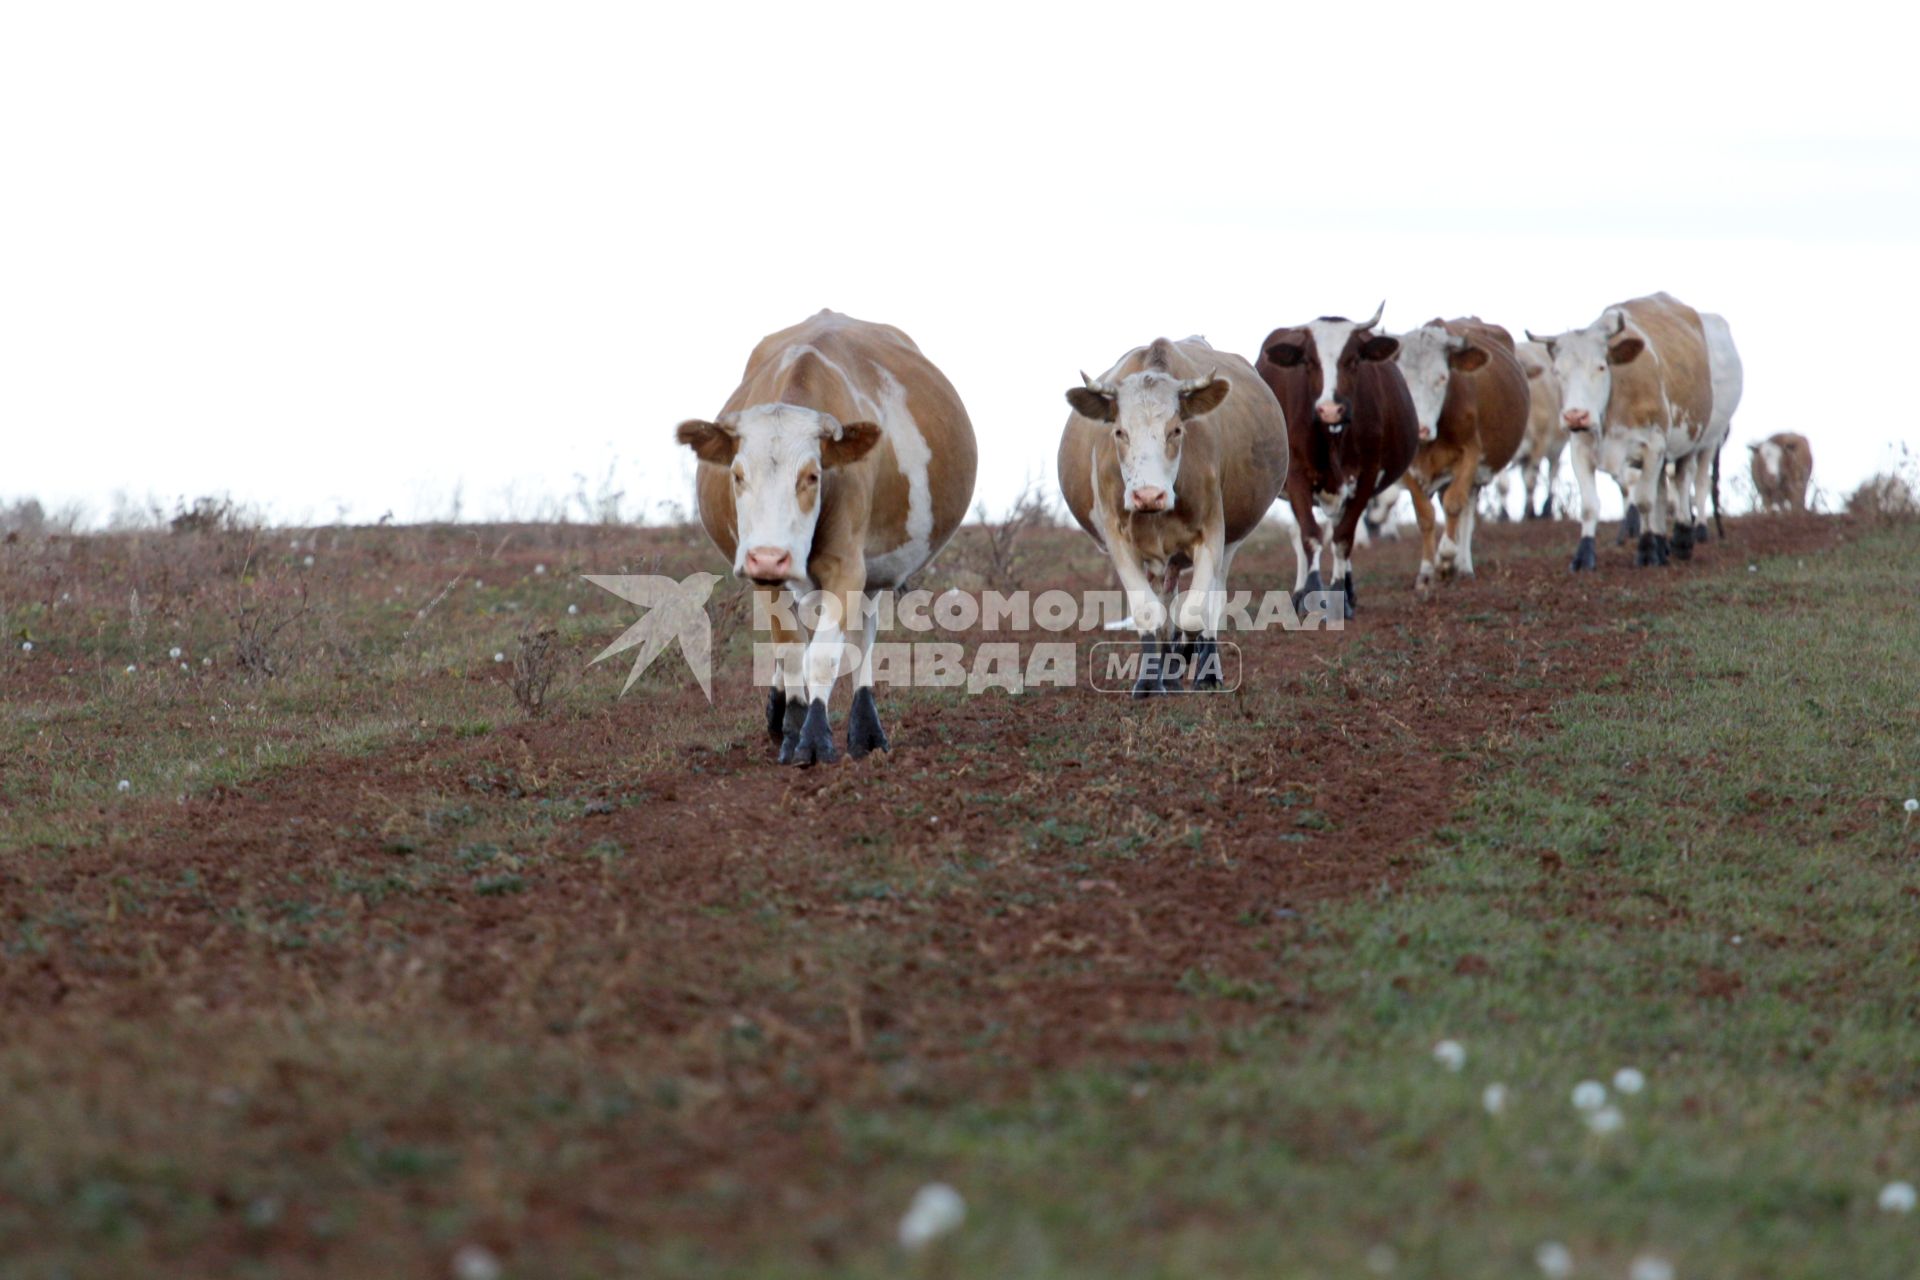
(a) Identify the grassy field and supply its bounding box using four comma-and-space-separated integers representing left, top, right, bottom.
1, 514, 1915, 1278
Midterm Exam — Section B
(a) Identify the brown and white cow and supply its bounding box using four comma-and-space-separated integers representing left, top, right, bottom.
1494, 339, 1568, 521
1527, 293, 1728, 571
1059, 337, 1289, 695
1255, 304, 1419, 616
1749, 432, 1813, 511
677, 310, 977, 765
1391, 318, 1529, 589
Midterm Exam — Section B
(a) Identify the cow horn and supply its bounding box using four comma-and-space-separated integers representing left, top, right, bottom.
1358, 300, 1385, 330
1080, 370, 1117, 396
1524, 329, 1546, 343
1178, 366, 1220, 394
1605, 310, 1626, 337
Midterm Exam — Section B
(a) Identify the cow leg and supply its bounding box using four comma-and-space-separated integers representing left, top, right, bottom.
1286, 488, 1323, 606
1176, 528, 1225, 688
764, 590, 810, 762
791, 581, 860, 766
1098, 525, 1169, 698
1437, 446, 1480, 580
1632, 443, 1667, 568
1406, 481, 1439, 592
1491, 468, 1514, 522
1569, 432, 1600, 572
1541, 449, 1563, 520
846, 591, 889, 758
1457, 495, 1479, 578
1327, 496, 1364, 620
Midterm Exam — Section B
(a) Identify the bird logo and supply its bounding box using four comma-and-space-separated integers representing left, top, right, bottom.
584, 572, 722, 700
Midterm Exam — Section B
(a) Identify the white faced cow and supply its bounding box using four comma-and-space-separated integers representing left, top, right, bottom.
1528, 293, 1739, 571
1058, 338, 1289, 695
677, 310, 977, 765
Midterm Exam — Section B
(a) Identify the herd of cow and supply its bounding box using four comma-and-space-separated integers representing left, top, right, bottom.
674, 298, 1813, 765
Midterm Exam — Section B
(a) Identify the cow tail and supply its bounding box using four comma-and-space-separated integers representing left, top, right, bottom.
1711, 442, 1725, 539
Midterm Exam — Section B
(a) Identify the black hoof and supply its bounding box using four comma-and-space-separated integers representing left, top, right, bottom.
765, 686, 786, 741
1570, 535, 1597, 573
1169, 630, 1196, 666
1694, 521, 1710, 544
1191, 636, 1223, 690
1340, 571, 1356, 620
788, 698, 838, 767
1292, 569, 1324, 613
775, 696, 807, 762
1617, 505, 1642, 545
846, 686, 889, 758
1655, 534, 1671, 566
1671, 522, 1695, 562
1132, 638, 1168, 699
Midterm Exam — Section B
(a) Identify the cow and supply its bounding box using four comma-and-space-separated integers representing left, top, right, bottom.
1389, 318, 1529, 590
1059, 337, 1289, 696
676, 310, 977, 766
1750, 432, 1813, 511
1254, 303, 1419, 616
1495, 339, 1568, 521
1527, 293, 1736, 571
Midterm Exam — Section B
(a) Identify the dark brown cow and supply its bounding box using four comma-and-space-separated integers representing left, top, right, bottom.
1255, 304, 1419, 616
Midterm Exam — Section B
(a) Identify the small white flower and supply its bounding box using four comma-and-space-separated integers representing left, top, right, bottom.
493, 652, 506, 663
117, 779, 131, 792
450, 1243, 502, 1280
1880, 1180, 1917, 1213
567, 604, 579, 615
1433, 1040, 1467, 1072
19, 641, 31, 652
898, 1183, 965, 1250
1731, 935, 1743, 945
1630, 1256, 1675, 1280
1572, 1080, 1608, 1111
473, 579, 484, 588
1365, 1243, 1398, 1274
534, 563, 547, 575
1535, 1241, 1574, 1279
1905, 798, 1919, 814
1613, 1067, 1646, 1095
1483, 1083, 1508, 1114
180, 662, 189, 671
303, 554, 315, 567
125, 663, 137, 673
1586, 1104, 1625, 1135
201, 656, 212, 666
169, 646, 182, 659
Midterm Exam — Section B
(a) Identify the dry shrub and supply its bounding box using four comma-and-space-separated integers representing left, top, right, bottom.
512, 624, 560, 717
230, 581, 311, 680
957, 479, 1060, 591
1847, 445, 1920, 521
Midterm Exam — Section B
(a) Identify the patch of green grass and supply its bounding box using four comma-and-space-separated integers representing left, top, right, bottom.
672, 524, 1920, 1279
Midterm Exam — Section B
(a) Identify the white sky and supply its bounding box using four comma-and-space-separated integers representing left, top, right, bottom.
4, 1, 1916, 526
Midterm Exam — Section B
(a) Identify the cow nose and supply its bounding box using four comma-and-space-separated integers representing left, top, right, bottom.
1130, 486, 1169, 512
1418, 424, 1436, 443
743, 547, 792, 581
1563, 408, 1592, 430
1316, 402, 1345, 425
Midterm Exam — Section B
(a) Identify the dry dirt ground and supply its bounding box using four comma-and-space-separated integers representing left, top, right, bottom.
0, 510, 1851, 1275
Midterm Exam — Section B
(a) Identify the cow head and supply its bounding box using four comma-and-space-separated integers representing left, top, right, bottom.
1261, 302, 1398, 434
676, 405, 882, 586
1392, 322, 1489, 443
1527, 309, 1645, 434
1066, 367, 1230, 513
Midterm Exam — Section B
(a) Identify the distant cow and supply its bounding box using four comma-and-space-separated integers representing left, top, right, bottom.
1750, 433, 1813, 510
677, 310, 977, 765
1391, 318, 1529, 589
1060, 337, 1289, 695
1255, 303, 1419, 615
1528, 293, 1738, 571
1497, 339, 1568, 521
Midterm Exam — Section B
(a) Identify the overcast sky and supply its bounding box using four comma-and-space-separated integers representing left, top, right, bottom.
4, 2, 1916, 526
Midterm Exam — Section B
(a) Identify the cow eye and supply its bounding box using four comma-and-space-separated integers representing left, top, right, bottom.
1114, 427, 1129, 443
1168, 423, 1183, 439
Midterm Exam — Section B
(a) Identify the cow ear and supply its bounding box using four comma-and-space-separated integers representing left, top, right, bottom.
1179, 377, 1231, 419
821, 420, 883, 469
1359, 334, 1400, 361
1608, 336, 1646, 365
676, 419, 738, 464
1448, 345, 1490, 372
1262, 341, 1307, 367
1066, 386, 1118, 423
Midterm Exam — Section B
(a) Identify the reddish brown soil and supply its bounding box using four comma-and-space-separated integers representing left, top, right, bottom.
0, 512, 1852, 1271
